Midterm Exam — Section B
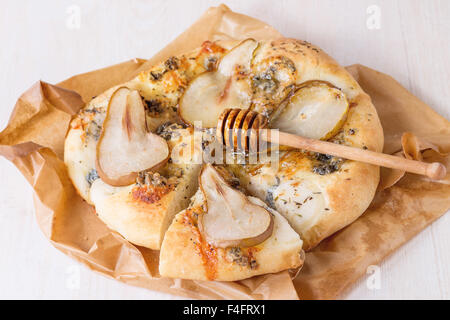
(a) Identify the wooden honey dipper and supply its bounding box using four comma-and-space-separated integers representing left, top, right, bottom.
216, 108, 447, 180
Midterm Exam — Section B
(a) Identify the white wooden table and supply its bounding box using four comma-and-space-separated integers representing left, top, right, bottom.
0, 0, 449, 300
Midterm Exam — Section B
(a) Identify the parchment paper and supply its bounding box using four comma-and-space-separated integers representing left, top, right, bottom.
1, 4, 449, 300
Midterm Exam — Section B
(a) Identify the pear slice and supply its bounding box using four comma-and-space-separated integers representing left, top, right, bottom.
271, 82, 349, 140
96, 87, 169, 186
179, 39, 258, 128
217, 38, 257, 76
198, 164, 274, 248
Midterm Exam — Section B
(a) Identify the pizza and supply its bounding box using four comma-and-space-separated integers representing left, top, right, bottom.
64, 38, 383, 281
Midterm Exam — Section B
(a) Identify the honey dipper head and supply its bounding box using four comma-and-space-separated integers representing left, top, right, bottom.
216, 108, 268, 152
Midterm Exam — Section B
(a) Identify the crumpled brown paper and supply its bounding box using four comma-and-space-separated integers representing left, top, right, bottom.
1, 4, 449, 300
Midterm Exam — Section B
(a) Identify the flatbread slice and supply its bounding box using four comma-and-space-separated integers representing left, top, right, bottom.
159, 188, 303, 281
89, 125, 202, 249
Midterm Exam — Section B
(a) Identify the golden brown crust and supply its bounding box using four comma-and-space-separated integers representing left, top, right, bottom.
90, 181, 171, 248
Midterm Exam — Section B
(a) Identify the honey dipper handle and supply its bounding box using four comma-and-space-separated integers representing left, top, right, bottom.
261, 129, 446, 180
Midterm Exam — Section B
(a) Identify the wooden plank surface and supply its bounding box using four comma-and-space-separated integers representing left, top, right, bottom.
0, 0, 448, 299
